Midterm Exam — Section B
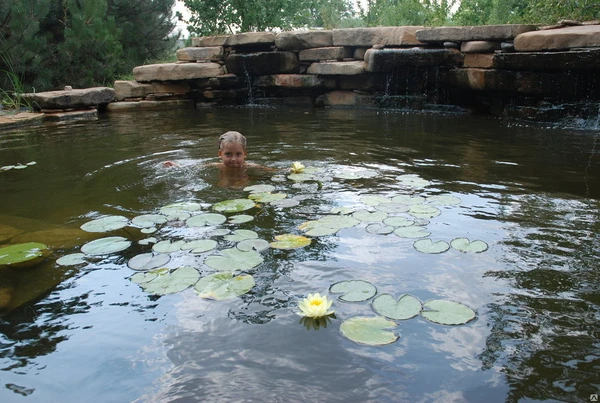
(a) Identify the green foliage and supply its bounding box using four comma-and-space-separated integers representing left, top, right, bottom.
0, 0, 178, 92
523, 0, 600, 24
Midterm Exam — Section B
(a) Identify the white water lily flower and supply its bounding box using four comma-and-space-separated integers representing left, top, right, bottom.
298, 293, 334, 318
290, 161, 305, 174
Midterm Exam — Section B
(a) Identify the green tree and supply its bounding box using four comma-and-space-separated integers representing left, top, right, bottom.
523, 0, 600, 23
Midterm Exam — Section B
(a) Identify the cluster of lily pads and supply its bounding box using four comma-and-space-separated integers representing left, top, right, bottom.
327, 279, 477, 346
0, 161, 37, 171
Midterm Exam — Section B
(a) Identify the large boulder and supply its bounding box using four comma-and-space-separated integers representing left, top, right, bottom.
225, 32, 276, 47
114, 80, 191, 100
332, 27, 425, 47
23, 87, 115, 110
133, 63, 224, 82
177, 46, 224, 62
225, 52, 299, 75
365, 48, 463, 72
299, 47, 353, 61
192, 35, 229, 47
514, 25, 600, 51
306, 61, 366, 75
416, 25, 537, 43
275, 30, 333, 50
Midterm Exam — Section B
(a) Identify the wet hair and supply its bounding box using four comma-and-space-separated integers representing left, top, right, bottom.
218, 131, 247, 150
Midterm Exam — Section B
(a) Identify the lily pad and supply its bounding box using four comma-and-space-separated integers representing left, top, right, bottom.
393, 226, 430, 239
360, 195, 391, 206
372, 294, 422, 320
450, 238, 489, 253
224, 229, 258, 242
186, 213, 227, 227
139, 237, 157, 245
426, 195, 462, 206
413, 239, 450, 254
391, 195, 425, 205
213, 199, 256, 213
181, 239, 218, 254
128, 253, 171, 271
159, 202, 202, 216
335, 169, 378, 180
408, 205, 441, 219
375, 203, 410, 214
382, 216, 414, 227
141, 227, 157, 234
210, 229, 231, 236
136, 266, 200, 295
81, 236, 131, 255
56, 253, 87, 266
299, 215, 360, 237
420, 300, 477, 325
248, 192, 287, 203
130, 267, 168, 285
365, 223, 395, 235
237, 239, 270, 252
287, 173, 316, 182
270, 199, 300, 208
229, 214, 254, 224
195, 272, 255, 300
205, 248, 263, 271
80, 215, 128, 233
269, 234, 311, 249
352, 209, 388, 222
152, 240, 186, 253
244, 184, 276, 193
329, 280, 377, 302
340, 316, 398, 346
396, 174, 431, 188
0, 242, 50, 267
131, 214, 168, 228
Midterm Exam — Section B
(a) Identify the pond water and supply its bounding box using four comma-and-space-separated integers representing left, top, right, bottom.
0, 107, 599, 402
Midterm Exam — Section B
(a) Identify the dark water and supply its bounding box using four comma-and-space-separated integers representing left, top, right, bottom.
0, 107, 598, 403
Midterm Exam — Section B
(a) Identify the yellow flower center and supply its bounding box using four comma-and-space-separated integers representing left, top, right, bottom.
310, 299, 323, 306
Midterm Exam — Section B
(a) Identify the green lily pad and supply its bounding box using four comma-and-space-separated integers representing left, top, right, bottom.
375, 203, 410, 214
80, 215, 128, 232
210, 229, 231, 236
152, 240, 186, 253
131, 214, 168, 228
213, 199, 256, 213
141, 227, 157, 234
159, 202, 202, 216
139, 237, 158, 245
393, 226, 430, 239
413, 239, 450, 254
372, 294, 422, 320
287, 173, 316, 182
195, 272, 255, 300
127, 253, 171, 271
56, 253, 86, 266
229, 214, 254, 224
382, 216, 414, 227
329, 280, 377, 302
396, 174, 431, 188
391, 195, 425, 205
136, 266, 200, 295
299, 215, 360, 237
269, 234, 311, 249
204, 248, 263, 271
130, 267, 168, 285
450, 238, 489, 253
426, 195, 462, 206
248, 192, 288, 203
224, 229, 258, 242
237, 239, 270, 252
0, 242, 49, 267
365, 223, 395, 235
330, 206, 354, 215
409, 205, 441, 219
340, 316, 398, 346
352, 209, 388, 222
81, 236, 131, 255
244, 184, 276, 193
420, 300, 477, 325
335, 169, 378, 180
181, 239, 218, 253
360, 195, 392, 206
186, 213, 227, 227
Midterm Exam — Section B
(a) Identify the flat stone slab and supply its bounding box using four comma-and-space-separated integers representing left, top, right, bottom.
461, 41, 501, 53
307, 61, 366, 75
107, 100, 195, 112
43, 109, 98, 121
365, 48, 463, 72
225, 32, 276, 47
191, 35, 228, 47
177, 46, 224, 62
133, 62, 224, 82
417, 24, 537, 43
0, 112, 44, 129
462, 49, 600, 70
514, 25, 600, 51
225, 52, 298, 75
114, 80, 191, 100
275, 30, 333, 50
23, 87, 115, 110
255, 74, 337, 89
332, 27, 425, 47
299, 46, 353, 61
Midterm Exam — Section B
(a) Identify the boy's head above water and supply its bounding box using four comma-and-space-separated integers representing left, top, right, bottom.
218, 131, 247, 168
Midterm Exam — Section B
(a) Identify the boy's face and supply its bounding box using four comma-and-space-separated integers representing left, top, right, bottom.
218, 142, 247, 168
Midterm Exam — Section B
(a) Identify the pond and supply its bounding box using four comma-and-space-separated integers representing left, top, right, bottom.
0, 107, 599, 402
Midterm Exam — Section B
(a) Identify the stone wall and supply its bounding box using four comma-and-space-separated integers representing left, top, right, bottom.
27, 23, 600, 123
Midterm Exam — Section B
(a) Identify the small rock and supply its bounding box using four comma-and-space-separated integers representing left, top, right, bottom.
443, 41, 460, 48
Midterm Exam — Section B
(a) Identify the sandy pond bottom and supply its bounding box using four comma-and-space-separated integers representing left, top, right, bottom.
0, 107, 599, 402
